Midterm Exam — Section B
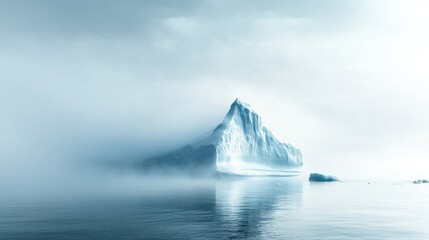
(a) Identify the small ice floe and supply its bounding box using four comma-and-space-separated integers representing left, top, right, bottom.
413, 179, 429, 184
309, 173, 339, 182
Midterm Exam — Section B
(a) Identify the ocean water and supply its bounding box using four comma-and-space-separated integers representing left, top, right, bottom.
1, 177, 428, 240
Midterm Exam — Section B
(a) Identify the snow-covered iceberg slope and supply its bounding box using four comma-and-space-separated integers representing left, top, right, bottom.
143, 99, 303, 176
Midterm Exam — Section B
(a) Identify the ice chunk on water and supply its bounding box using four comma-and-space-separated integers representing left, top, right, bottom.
309, 173, 339, 182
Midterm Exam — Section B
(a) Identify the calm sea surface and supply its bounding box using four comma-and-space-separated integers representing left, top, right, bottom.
1, 177, 428, 239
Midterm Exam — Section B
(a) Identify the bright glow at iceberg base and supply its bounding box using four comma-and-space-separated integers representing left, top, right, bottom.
216, 161, 302, 176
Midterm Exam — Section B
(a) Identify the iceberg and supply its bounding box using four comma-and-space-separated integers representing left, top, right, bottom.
143, 98, 303, 176
309, 173, 339, 182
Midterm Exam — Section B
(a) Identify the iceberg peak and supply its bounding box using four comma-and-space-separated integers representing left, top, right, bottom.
232, 98, 252, 109
222, 99, 260, 129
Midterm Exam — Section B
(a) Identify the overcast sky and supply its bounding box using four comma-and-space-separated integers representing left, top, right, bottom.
1, 0, 428, 181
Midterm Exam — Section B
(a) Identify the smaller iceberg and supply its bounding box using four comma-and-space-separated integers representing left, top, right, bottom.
413, 179, 429, 184
309, 173, 339, 182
